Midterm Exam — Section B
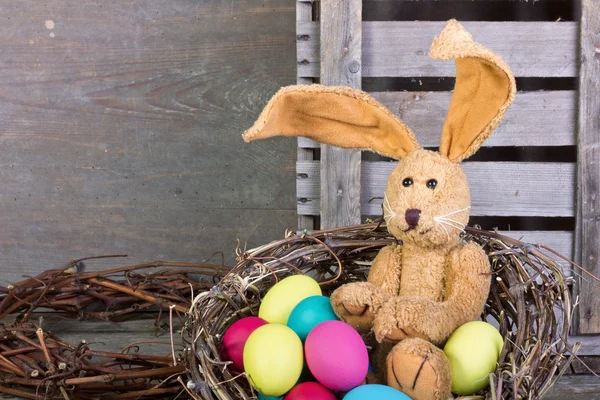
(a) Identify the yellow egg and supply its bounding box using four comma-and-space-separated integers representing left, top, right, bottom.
443, 321, 504, 395
259, 275, 322, 324
243, 324, 304, 396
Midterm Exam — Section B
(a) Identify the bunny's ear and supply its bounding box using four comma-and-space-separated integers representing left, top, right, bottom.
242, 85, 420, 160
430, 20, 516, 163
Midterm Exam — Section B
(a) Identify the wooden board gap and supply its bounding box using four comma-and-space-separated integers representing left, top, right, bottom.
362, 77, 576, 92
362, 0, 578, 22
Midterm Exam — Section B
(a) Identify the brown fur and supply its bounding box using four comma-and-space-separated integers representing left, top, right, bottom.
244, 20, 515, 400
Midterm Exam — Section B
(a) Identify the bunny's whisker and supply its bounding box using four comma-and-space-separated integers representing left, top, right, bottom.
435, 217, 466, 233
383, 194, 397, 224
435, 219, 463, 232
435, 219, 452, 241
436, 217, 466, 230
437, 206, 471, 219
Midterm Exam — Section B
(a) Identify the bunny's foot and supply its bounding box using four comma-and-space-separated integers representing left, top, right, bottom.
330, 282, 390, 334
386, 338, 451, 400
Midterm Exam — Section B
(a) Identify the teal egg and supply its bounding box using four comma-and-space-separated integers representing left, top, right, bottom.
343, 384, 412, 400
287, 296, 339, 341
258, 393, 282, 400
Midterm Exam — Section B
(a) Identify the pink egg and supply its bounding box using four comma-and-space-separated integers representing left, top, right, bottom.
220, 316, 267, 372
284, 382, 337, 400
305, 320, 368, 391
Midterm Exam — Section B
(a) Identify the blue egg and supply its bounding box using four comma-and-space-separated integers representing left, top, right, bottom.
343, 384, 412, 400
287, 295, 339, 341
258, 393, 282, 400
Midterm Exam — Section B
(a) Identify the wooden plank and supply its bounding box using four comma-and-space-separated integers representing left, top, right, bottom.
0, 0, 297, 276
298, 91, 576, 148
319, 0, 362, 228
575, 0, 600, 335
298, 21, 578, 77
572, 336, 600, 357
0, 208, 293, 285
2, 313, 176, 355
297, 1, 316, 231
298, 161, 576, 217
544, 375, 600, 399
498, 231, 574, 269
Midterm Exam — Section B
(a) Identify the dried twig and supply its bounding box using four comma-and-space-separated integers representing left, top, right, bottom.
0, 260, 228, 399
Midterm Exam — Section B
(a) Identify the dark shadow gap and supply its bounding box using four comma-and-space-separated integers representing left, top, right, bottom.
362, 77, 576, 92
362, 0, 578, 22
361, 147, 577, 163
362, 215, 575, 231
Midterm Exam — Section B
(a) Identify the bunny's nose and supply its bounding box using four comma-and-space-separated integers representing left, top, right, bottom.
405, 208, 421, 227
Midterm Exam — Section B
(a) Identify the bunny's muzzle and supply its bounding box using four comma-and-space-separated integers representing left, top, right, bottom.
404, 208, 421, 230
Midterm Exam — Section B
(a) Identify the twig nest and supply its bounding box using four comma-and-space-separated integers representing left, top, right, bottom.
186, 223, 576, 399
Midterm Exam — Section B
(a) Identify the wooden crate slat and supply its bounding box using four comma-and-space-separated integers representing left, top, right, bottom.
545, 375, 600, 400
296, 0, 316, 231
298, 161, 575, 217
499, 230, 574, 270
318, 0, 362, 229
575, 0, 600, 334
298, 91, 575, 148
298, 21, 578, 77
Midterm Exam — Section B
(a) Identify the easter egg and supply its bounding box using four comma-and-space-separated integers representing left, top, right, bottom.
305, 320, 368, 391
259, 275, 322, 324
220, 316, 267, 372
258, 394, 282, 400
243, 324, 304, 396
284, 382, 337, 400
443, 321, 504, 395
343, 384, 412, 400
287, 296, 338, 341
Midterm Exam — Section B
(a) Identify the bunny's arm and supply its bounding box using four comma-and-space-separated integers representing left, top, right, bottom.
330, 245, 402, 333
373, 242, 490, 345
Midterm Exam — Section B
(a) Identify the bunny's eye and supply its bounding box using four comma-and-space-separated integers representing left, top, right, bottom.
402, 178, 413, 187
426, 179, 438, 189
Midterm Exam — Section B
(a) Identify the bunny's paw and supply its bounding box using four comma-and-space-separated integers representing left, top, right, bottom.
373, 297, 446, 344
330, 282, 389, 334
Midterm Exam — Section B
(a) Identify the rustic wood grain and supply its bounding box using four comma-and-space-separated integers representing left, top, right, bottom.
3, 313, 176, 355
319, 0, 362, 228
544, 375, 600, 399
298, 161, 576, 217
572, 336, 600, 357
298, 21, 578, 77
0, 0, 297, 278
297, 91, 576, 149
296, 0, 316, 231
575, 0, 600, 335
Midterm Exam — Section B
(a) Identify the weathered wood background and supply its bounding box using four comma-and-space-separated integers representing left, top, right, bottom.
1, 0, 599, 398
0, 0, 297, 284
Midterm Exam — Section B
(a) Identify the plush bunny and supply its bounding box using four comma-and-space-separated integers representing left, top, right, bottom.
243, 20, 516, 400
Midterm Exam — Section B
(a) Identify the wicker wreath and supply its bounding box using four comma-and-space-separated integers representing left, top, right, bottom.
186, 223, 577, 400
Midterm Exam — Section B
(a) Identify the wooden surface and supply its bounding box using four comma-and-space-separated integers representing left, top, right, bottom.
0, 0, 298, 284
296, 0, 316, 231
298, 21, 578, 78
298, 91, 576, 149
319, 0, 362, 229
575, 0, 600, 335
298, 161, 576, 217
545, 375, 600, 399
